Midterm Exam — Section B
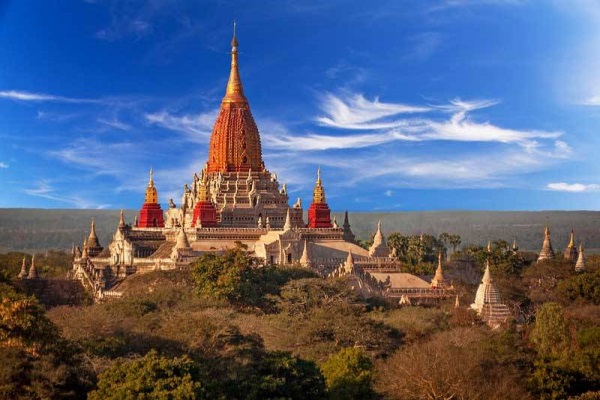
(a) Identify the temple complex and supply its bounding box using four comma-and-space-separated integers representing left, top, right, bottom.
71, 26, 398, 300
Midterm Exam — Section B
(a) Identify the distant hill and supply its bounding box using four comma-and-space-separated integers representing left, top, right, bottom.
1, 208, 599, 254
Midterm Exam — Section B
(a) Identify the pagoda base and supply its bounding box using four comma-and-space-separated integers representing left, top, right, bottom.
139, 203, 165, 228
308, 203, 332, 228
192, 201, 219, 227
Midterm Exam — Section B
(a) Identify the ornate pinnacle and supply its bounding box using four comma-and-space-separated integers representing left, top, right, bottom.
568, 229, 575, 248
119, 209, 126, 228
223, 21, 246, 104
312, 167, 326, 204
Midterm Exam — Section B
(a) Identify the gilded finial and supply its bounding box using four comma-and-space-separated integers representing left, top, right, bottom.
312, 167, 326, 204
144, 168, 159, 204
231, 20, 238, 47
223, 21, 246, 104
568, 229, 575, 248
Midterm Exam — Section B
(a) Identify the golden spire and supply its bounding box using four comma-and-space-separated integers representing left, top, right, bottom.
145, 168, 158, 204
545, 224, 550, 237
432, 248, 445, 287
312, 167, 326, 204
197, 171, 209, 203
88, 217, 101, 248
568, 229, 575, 248
223, 21, 247, 104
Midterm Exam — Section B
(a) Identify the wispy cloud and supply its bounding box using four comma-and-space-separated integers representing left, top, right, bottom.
582, 95, 600, 106
0, 90, 99, 104
98, 117, 132, 131
24, 180, 110, 208
317, 93, 430, 129
546, 182, 600, 192
145, 109, 218, 142
266, 94, 562, 151
0, 162, 8, 169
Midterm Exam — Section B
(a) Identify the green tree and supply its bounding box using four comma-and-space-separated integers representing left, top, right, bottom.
89, 350, 204, 400
321, 347, 376, 400
531, 302, 570, 358
243, 351, 327, 400
449, 234, 462, 254
0, 284, 93, 399
192, 244, 266, 308
557, 270, 600, 305
388, 233, 409, 261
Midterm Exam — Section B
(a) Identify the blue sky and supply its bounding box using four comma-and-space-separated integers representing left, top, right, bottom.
1, 0, 600, 211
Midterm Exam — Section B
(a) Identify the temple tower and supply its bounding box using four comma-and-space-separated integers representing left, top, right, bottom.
471, 257, 511, 327
139, 169, 165, 228
18, 256, 27, 279
86, 217, 104, 257
431, 249, 446, 288
194, 25, 300, 229
369, 220, 390, 257
308, 167, 333, 228
192, 171, 218, 227
575, 243, 586, 272
342, 211, 356, 242
207, 22, 264, 173
27, 255, 38, 279
537, 224, 555, 262
564, 229, 578, 262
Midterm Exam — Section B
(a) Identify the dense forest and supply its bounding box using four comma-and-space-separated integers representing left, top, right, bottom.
1, 209, 600, 253
1, 240, 599, 399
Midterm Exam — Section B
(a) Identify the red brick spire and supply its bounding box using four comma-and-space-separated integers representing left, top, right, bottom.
207, 23, 264, 173
139, 168, 165, 228
308, 167, 333, 228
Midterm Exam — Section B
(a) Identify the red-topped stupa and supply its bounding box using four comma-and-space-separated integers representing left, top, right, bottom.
192, 170, 218, 227
308, 167, 333, 228
138, 169, 165, 228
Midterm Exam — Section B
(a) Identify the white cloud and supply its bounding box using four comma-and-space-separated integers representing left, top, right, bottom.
384, 190, 393, 197
24, 180, 109, 208
0, 90, 99, 104
316, 93, 431, 129
98, 117, 131, 131
145, 110, 218, 143
0, 162, 8, 168
546, 182, 600, 192
582, 95, 600, 106
267, 94, 562, 151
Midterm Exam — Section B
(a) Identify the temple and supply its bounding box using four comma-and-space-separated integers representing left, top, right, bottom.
564, 229, 578, 262
71, 25, 406, 300
470, 257, 511, 328
537, 224, 555, 262
575, 243, 586, 272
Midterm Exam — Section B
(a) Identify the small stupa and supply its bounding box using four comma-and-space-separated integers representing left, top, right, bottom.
575, 243, 586, 272
537, 224, 555, 262
471, 257, 511, 328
